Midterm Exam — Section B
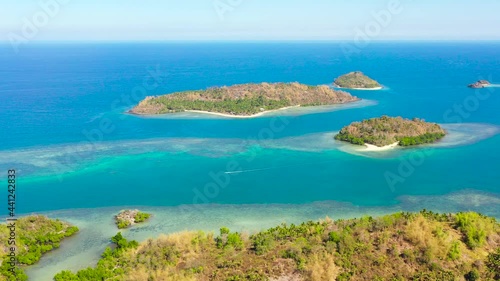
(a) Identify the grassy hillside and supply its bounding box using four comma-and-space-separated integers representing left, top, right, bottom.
130, 82, 358, 116
335, 116, 446, 147
333, 72, 381, 89
0, 215, 79, 281
54, 211, 500, 281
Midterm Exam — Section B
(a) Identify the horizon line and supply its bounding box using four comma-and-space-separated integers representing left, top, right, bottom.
1, 39, 500, 44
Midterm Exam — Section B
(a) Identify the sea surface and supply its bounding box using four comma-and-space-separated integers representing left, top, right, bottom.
0, 42, 499, 280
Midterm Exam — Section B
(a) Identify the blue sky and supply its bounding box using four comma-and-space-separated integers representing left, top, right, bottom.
1, 0, 500, 41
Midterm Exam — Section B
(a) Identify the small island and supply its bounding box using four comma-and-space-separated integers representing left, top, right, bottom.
468, 80, 491, 88
335, 116, 446, 148
333, 71, 382, 89
129, 82, 359, 117
115, 210, 151, 229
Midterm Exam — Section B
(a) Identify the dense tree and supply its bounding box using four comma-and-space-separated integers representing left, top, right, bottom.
0, 216, 78, 280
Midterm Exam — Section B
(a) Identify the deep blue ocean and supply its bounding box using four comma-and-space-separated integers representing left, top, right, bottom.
1, 42, 500, 279
0, 42, 499, 213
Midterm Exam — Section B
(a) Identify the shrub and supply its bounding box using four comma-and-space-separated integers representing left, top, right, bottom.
216, 227, 244, 250
328, 231, 341, 244
464, 269, 480, 281
226, 233, 244, 250
111, 232, 139, 250
134, 212, 151, 223
117, 220, 130, 229
447, 241, 461, 260
252, 233, 275, 255
486, 248, 500, 278
455, 212, 492, 249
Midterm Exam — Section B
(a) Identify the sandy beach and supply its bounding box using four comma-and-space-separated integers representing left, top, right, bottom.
362, 142, 400, 151
337, 86, 383, 91
332, 83, 383, 91
184, 105, 301, 118
350, 87, 383, 90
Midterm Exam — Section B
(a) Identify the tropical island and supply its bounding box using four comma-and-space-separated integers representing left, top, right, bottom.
0, 215, 79, 281
333, 71, 382, 89
468, 80, 491, 89
115, 209, 151, 229
335, 116, 447, 147
54, 211, 500, 281
129, 82, 359, 117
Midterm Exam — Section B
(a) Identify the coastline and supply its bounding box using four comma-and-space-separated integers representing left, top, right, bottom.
128, 98, 371, 119
184, 105, 301, 118
335, 86, 383, 91
349, 86, 383, 91
332, 83, 383, 91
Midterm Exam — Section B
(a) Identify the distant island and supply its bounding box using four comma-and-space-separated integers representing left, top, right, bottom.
468, 80, 491, 89
54, 211, 500, 281
0, 215, 79, 280
333, 71, 382, 89
115, 210, 151, 229
335, 116, 446, 147
129, 82, 359, 117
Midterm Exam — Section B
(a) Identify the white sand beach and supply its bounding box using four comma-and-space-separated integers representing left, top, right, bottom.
184, 105, 301, 118
350, 87, 383, 90
337, 86, 383, 91
138, 99, 376, 120
362, 142, 400, 151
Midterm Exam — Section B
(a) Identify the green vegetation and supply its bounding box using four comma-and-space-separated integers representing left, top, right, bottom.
134, 212, 151, 223
115, 210, 151, 229
215, 227, 244, 250
0, 215, 78, 281
116, 220, 130, 229
53, 232, 138, 281
398, 132, 446, 146
455, 212, 496, 249
486, 247, 500, 279
130, 82, 358, 116
53, 211, 500, 280
335, 115, 447, 147
333, 71, 381, 89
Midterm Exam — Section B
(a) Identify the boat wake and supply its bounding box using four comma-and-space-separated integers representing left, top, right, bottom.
225, 168, 274, 174
225, 161, 335, 174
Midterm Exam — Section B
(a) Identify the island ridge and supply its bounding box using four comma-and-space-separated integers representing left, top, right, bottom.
130, 82, 359, 117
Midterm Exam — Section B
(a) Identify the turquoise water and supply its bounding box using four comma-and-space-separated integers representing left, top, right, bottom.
0, 42, 499, 279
